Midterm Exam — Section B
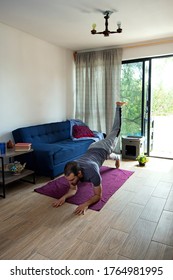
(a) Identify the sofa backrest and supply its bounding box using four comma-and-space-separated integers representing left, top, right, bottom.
12, 120, 71, 144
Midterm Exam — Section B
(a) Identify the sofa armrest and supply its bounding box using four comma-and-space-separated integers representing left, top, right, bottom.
31, 144, 57, 176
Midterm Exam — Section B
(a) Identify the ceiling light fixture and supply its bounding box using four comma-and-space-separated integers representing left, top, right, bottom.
91, 10, 122, 37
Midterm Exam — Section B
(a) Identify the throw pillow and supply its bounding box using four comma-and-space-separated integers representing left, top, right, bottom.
72, 125, 94, 138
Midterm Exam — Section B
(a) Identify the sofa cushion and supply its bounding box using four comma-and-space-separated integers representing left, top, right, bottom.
52, 139, 94, 165
12, 120, 70, 144
72, 125, 94, 138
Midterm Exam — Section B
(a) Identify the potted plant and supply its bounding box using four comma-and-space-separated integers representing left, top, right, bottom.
136, 154, 149, 166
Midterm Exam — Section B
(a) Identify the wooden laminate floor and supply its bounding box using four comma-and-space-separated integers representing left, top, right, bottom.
0, 157, 173, 260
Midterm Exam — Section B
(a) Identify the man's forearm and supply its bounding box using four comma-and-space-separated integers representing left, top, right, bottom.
83, 193, 101, 207
63, 186, 77, 200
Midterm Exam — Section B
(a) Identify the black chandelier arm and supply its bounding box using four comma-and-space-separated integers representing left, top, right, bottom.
91, 30, 107, 35
91, 30, 122, 35
91, 30, 109, 35
97, 32, 105, 35
109, 29, 122, 34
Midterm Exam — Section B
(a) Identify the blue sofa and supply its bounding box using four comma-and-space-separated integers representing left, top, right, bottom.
12, 120, 103, 179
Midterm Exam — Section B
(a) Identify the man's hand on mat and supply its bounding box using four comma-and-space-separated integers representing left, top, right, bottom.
52, 187, 78, 208
52, 197, 65, 207
74, 203, 88, 215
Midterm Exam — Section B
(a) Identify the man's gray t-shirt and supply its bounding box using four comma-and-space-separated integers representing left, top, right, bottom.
76, 148, 108, 186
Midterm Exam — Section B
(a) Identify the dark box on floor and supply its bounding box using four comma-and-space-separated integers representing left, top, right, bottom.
122, 136, 145, 159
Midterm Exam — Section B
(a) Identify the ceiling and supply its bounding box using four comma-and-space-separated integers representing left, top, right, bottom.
0, 0, 173, 51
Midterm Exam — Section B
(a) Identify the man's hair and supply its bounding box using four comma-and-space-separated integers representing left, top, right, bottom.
64, 161, 81, 176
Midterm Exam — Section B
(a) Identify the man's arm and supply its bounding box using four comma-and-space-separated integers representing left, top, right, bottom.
74, 185, 102, 215
52, 184, 78, 207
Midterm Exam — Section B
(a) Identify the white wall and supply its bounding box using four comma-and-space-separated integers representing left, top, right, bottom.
122, 41, 173, 60
0, 22, 74, 142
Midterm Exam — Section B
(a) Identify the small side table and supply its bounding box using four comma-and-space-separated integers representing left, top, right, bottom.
122, 136, 145, 160
0, 149, 35, 198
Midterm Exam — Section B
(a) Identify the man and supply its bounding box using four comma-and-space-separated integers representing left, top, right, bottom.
52, 101, 127, 215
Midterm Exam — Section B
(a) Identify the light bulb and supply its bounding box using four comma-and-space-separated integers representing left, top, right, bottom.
117, 21, 121, 28
92, 23, 96, 30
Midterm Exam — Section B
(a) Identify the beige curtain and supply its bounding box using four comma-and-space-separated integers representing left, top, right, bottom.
75, 48, 122, 136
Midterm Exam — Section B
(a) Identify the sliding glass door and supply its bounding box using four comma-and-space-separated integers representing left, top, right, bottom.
150, 56, 173, 158
120, 55, 173, 159
120, 61, 143, 137
120, 59, 149, 154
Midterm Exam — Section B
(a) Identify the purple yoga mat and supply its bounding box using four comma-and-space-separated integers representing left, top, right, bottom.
34, 166, 134, 211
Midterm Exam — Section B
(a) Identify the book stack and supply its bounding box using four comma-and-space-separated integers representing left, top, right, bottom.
15, 143, 32, 151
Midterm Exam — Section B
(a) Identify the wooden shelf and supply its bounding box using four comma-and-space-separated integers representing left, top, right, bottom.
0, 169, 34, 185
0, 148, 34, 159
0, 149, 35, 198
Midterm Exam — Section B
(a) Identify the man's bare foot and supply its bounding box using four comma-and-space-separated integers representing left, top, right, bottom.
116, 101, 127, 107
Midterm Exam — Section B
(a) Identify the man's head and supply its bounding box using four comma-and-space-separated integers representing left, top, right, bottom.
64, 161, 83, 186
